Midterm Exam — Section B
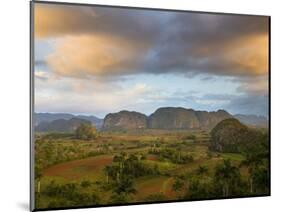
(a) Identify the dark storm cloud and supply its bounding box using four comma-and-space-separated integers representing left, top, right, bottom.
142, 13, 268, 77
35, 3, 163, 43
35, 3, 269, 78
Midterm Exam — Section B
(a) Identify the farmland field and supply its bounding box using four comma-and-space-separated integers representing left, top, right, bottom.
34, 128, 269, 209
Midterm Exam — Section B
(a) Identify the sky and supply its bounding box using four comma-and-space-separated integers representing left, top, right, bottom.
34, 3, 269, 119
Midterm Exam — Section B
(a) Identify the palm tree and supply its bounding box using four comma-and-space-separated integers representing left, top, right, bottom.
104, 165, 119, 182
215, 160, 240, 197
240, 152, 263, 193
113, 153, 127, 170
104, 166, 111, 183
112, 153, 128, 182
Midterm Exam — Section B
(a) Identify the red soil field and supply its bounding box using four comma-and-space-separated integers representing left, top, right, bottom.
43, 155, 113, 179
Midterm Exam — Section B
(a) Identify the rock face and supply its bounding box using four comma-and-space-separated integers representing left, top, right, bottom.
195, 109, 233, 129
210, 118, 249, 152
103, 107, 233, 131
148, 107, 200, 129
148, 107, 232, 130
35, 118, 91, 132
103, 110, 147, 130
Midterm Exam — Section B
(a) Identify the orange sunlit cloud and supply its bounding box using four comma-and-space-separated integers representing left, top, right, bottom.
223, 34, 268, 76
34, 4, 97, 38
34, 3, 269, 78
46, 35, 147, 77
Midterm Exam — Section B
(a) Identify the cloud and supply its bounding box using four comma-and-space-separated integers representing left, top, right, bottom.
46, 35, 147, 77
143, 24, 268, 77
34, 3, 269, 117
34, 72, 156, 116
34, 69, 268, 117
35, 4, 95, 38
34, 3, 161, 42
236, 76, 268, 95
34, 70, 49, 81
35, 3, 269, 79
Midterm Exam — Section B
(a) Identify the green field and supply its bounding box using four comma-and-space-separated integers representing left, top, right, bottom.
34, 129, 269, 209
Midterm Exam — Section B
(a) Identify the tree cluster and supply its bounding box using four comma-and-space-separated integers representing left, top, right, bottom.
149, 148, 194, 164
75, 123, 97, 140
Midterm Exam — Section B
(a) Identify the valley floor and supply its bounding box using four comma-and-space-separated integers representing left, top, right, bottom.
34, 130, 269, 209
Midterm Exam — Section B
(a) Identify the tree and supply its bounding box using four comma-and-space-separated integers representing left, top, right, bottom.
113, 175, 136, 194
214, 160, 241, 197
196, 165, 208, 175
240, 131, 269, 194
187, 178, 211, 199
104, 165, 119, 182
104, 166, 111, 183
240, 153, 262, 193
34, 165, 43, 208
113, 152, 127, 181
80, 180, 91, 188
35, 164, 43, 194
75, 123, 97, 140
172, 178, 184, 197
252, 167, 269, 194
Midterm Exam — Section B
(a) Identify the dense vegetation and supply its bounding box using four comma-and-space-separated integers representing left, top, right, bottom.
34, 119, 269, 209
75, 123, 97, 140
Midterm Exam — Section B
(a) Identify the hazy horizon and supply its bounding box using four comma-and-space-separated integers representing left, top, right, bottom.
34, 3, 269, 118
34, 107, 269, 120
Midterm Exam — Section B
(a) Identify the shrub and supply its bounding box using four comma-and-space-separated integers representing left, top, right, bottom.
81, 180, 91, 188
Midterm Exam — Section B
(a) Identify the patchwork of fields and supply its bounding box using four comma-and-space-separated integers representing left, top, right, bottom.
34, 129, 268, 209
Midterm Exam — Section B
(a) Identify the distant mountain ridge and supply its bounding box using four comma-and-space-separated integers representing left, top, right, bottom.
35, 118, 91, 132
103, 107, 233, 130
35, 113, 103, 129
234, 114, 268, 128
34, 113, 74, 126
103, 107, 268, 131
34, 109, 268, 133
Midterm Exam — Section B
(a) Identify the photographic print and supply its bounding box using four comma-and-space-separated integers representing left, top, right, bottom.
31, 1, 270, 211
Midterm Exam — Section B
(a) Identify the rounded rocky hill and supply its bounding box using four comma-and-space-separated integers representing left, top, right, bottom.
102, 107, 234, 131
210, 118, 250, 152
148, 107, 200, 129
102, 110, 147, 130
